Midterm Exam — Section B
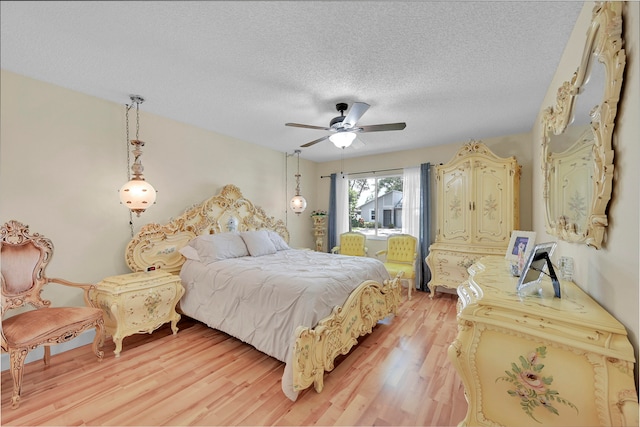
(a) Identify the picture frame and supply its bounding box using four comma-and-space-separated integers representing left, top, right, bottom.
516, 242, 561, 298
505, 231, 537, 262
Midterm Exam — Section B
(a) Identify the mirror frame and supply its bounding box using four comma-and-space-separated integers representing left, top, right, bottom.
541, 1, 626, 249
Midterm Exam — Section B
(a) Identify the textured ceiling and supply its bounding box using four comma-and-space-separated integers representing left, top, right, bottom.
0, 1, 583, 163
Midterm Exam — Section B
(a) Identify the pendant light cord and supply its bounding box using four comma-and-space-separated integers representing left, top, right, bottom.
125, 102, 134, 237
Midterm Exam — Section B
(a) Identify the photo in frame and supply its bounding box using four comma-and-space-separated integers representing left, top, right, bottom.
505, 231, 537, 262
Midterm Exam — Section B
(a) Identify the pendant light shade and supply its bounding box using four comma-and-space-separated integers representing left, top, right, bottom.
290, 150, 307, 215
119, 95, 156, 217
119, 144, 157, 215
290, 194, 307, 214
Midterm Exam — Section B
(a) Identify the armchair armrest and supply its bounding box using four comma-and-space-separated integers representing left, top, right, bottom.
0, 324, 7, 353
331, 245, 340, 254
375, 250, 387, 258
48, 278, 98, 308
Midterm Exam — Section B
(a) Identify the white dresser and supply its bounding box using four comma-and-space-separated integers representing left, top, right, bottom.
449, 256, 638, 426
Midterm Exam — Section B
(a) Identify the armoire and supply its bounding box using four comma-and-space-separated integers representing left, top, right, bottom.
426, 140, 520, 297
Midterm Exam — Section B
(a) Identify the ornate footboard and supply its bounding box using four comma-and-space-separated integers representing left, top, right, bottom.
292, 272, 403, 394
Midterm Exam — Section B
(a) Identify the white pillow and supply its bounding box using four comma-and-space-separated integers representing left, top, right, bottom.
179, 245, 200, 261
188, 232, 249, 264
240, 230, 277, 257
268, 230, 290, 251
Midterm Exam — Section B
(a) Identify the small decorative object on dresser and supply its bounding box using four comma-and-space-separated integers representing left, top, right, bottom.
505, 230, 536, 263
505, 230, 536, 276
517, 241, 560, 298
89, 270, 184, 357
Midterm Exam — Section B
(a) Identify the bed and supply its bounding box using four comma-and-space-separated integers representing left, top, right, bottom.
125, 184, 402, 401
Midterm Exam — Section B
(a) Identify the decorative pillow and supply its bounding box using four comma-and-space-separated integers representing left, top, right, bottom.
267, 230, 290, 251
187, 232, 249, 264
240, 230, 277, 257
178, 245, 201, 261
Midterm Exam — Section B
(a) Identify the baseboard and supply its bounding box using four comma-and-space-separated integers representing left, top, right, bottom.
1, 329, 96, 371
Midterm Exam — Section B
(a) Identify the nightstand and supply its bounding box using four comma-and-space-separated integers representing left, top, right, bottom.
89, 270, 185, 357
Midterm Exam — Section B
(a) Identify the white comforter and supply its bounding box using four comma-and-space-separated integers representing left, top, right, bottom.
179, 249, 390, 400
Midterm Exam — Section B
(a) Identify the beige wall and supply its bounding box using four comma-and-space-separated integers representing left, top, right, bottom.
0, 69, 320, 310
532, 1, 639, 375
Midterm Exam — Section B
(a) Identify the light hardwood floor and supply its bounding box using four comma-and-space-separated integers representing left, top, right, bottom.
1, 291, 467, 426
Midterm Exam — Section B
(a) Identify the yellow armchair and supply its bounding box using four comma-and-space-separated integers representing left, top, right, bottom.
376, 234, 418, 300
331, 232, 368, 257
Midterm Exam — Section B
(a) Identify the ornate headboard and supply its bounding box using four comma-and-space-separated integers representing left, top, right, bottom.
125, 184, 289, 273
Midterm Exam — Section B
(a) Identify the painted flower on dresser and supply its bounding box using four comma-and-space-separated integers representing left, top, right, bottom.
496, 346, 578, 423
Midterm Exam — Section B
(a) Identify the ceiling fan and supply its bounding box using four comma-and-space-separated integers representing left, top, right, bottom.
286, 102, 406, 149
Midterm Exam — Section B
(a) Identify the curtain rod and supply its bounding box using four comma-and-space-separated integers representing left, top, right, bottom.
320, 167, 405, 179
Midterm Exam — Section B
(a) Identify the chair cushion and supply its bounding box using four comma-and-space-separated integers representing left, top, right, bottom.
2, 307, 103, 347
383, 262, 416, 280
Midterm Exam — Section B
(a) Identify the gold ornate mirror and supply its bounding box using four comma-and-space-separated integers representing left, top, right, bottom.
541, 1, 625, 249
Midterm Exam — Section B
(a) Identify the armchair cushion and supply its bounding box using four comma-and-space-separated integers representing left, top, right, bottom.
381, 263, 416, 280
3, 307, 103, 347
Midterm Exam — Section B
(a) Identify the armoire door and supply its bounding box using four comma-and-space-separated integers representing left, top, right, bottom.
439, 160, 472, 243
470, 161, 513, 246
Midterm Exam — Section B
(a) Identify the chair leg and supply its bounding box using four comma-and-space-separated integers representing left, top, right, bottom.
43, 346, 51, 366
9, 348, 28, 409
92, 319, 105, 360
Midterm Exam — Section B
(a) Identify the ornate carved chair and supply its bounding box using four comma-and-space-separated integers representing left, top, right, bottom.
331, 232, 368, 257
376, 234, 418, 300
1, 220, 105, 409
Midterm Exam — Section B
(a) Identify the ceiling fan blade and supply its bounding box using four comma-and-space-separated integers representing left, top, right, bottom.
286, 123, 331, 131
342, 102, 370, 128
301, 135, 330, 148
358, 122, 406, 133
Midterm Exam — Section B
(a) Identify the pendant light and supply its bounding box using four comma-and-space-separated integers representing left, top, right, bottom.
290, 150, 307, 214
119, 95, 156, 217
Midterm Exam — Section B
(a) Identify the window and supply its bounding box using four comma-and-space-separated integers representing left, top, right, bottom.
349, 175, 403, 238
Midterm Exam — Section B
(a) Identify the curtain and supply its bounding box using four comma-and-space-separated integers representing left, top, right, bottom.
335, 173, 350, 239
328, 173, 350, 253
402, 166, 421, 291
328, 174, 337, 252
401, 164, 432, 293
420, 163, 432, 291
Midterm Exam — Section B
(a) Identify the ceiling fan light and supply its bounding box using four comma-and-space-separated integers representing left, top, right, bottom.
330, 132, 356, 148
